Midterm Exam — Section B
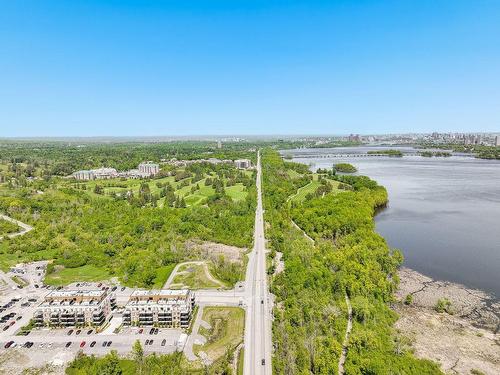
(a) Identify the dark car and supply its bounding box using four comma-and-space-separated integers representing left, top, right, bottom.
148, 340, 154, 345
67, 329, 73, 335
76, 329, 81, 335
102, 341, 107, 347
90, 341, 96, 347
161, 339, 166, 346
154, 328, 159, 335
4, 341, 14, 348
3, 326, 9, 331
65, 342, 72, 348
106, 341, 112, 347
149, 328, 154, 335
87, 329, 93, 335
145, 339, 149, 345
261, 359, 265, 365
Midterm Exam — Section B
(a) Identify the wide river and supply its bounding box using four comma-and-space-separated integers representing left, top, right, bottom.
282, 147, 500, 299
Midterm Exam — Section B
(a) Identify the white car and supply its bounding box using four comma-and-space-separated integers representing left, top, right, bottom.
11, 342, 17, 348
39, 343, 45, 348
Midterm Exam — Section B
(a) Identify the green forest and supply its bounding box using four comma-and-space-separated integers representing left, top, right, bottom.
262, 149, 442, 374
0, 143, 257, 288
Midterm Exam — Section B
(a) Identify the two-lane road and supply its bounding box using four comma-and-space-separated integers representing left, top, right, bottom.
243, 151, 272, 375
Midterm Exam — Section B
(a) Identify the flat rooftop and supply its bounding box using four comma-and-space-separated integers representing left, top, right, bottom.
130, 289, 190, 298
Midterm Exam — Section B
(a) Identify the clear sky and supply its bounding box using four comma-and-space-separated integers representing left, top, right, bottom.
1, 0, 499, 137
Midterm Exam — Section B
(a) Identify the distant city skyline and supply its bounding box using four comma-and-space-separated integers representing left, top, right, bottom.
1, 0, 500, 137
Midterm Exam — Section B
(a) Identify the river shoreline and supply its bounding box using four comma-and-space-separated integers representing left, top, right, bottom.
394, 267, 500, 374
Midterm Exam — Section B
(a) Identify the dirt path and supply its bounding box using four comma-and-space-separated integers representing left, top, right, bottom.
338, 293, 352, 375
290, 219, 315, 244
0, 214, 33, 240
163, 261, 225, 289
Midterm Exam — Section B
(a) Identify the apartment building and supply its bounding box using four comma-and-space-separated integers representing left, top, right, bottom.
138, 162, 160, 176
33, 289, 116, 328
122, 289, 195, 329
234, 159, 252, 169
72, 167, 118, 180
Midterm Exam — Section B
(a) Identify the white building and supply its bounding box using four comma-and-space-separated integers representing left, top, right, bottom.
138, 162, 160, 176
33, 289, 116, 328
496, 135, 500, 147
72, 167, 118, 180
122, 289, 195, 328
234, 159, 252, 169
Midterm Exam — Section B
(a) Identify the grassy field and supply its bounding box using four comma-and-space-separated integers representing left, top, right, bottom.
71, 173, 249, 208
289, 174, 341, 203
152, 264, 177, 289
194, 307, 245, 361
44, 264, 111, 286
11, 275, 28, 287
237, 348, 244, 375
170, 263, 223, 290
0, 218, 20, 235
286, 169, 302, 179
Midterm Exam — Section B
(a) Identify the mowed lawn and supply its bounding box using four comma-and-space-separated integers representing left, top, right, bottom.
194, 307, 245, 361
44, 264, 111, 286
290, 180, 322, 202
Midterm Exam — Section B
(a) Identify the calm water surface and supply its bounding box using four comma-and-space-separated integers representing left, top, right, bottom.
283, 147, 500, 298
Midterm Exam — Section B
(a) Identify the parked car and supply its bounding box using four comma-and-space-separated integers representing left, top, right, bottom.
107, 341, 112, 347
139, 328, 143, 334
149, 340, 154, 345
80, 341, 86, 348
161, 339, 166, 346
102, 341, 107, 347
4, 341, 14, 348
65, 342, 72, 348
90, 341, 96, 347
76, 329, 81, 335
87, 329, 93, 335
149, 328, 155, 335
154, 328, 159, 335
145, 339, 149, 345
67, 329, 74, 335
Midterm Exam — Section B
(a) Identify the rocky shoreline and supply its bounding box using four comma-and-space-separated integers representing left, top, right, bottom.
394, 267, 500, 375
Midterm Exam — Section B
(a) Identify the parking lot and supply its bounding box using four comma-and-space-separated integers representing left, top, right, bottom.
0, 262, 186, 371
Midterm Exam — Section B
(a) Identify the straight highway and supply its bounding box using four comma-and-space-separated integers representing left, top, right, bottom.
243, 151, 272, 375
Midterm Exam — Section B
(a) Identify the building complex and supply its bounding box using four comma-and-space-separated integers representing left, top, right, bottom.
122, 289, 195, 328
71, 162, 159, 180
33, 289, 116, 328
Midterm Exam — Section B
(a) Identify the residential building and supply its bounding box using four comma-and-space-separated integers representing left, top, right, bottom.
138, 162, 160, 176
71, 167, 118, 180
122, 289, 195, 328
72, 170, 94, 180
496, 135, 500, 147
33, 289, 116, 328
234, 159, 252, 169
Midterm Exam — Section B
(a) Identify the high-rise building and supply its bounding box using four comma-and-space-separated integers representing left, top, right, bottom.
495, 135, 500, 147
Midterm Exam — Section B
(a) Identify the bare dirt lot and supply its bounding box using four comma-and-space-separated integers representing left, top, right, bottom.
184, 240, 246, 264
394, 267, 500, 375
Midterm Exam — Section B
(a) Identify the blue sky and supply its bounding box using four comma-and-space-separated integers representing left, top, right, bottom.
1, 0, 499, 137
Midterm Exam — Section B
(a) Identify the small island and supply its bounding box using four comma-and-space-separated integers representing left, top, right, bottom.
367, 149, 403, 157
419, 151, 452, 158
334, 163, 357, 173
